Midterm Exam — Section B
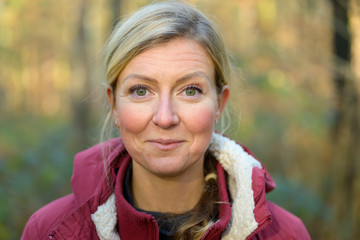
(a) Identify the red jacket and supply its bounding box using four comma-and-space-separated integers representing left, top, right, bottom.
21, 135, 311, 240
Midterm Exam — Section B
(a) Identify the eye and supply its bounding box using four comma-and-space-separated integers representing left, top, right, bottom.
135, 88, 147, 96
129, 85, 150, 97
185, 88, 196, 96
182, 85, 203, 97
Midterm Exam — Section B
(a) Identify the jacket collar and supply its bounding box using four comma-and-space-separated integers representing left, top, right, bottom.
209, 133, 271, 239
90, 133, 273, 240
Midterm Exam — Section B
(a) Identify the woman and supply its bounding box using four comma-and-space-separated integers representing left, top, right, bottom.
22, 1, 310, 239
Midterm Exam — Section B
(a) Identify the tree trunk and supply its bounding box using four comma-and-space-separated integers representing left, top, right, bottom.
325, 0, 360, 238
71, 0, 91, 147
111, 0, 122, 27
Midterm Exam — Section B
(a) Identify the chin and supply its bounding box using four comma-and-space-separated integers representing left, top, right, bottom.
148, 158, 188, 177
141, 155, 199, 179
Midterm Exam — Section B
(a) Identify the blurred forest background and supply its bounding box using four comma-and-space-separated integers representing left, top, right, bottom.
0, 0, 359, 239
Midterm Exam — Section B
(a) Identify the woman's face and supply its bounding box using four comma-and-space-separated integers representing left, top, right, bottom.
108, 38, 229, 178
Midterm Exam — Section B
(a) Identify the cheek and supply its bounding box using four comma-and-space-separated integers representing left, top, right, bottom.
182, 104, 216, 134
117, 103, 150, 134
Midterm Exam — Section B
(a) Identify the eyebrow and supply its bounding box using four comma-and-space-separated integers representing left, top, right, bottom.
122, 71, 211, 84
176, 71, 211, 83
122, 74, 157, 83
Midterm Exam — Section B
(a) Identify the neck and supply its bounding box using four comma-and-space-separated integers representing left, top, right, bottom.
131, 160, 205, 214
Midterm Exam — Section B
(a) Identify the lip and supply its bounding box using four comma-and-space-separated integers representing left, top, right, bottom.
147, 139, 185, 151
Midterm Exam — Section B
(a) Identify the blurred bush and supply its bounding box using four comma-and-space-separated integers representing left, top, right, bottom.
0, 114, 76, 239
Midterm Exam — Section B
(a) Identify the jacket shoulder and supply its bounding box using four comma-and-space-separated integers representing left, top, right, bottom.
71, 138, 124, 204
256, 201, 311, 239
21, 194, 76, 240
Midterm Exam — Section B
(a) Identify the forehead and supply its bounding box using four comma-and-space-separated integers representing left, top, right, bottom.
118, 38, 215, 83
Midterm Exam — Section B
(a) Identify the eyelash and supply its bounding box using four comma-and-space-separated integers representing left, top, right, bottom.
128, 84, 203, 97
181, 85, 203, 96
129, 84, 150, 97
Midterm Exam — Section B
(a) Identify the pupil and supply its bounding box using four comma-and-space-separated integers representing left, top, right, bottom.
137, 88, 146, 96
186, 89, 195, 96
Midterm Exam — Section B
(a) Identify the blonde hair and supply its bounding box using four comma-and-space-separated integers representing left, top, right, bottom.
101, 1, 232, 238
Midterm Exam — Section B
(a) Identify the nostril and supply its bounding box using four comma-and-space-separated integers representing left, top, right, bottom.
152, 113, 179, 128
152, 106, 179, 128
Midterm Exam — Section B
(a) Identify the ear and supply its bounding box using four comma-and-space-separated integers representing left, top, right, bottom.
107, 87, 115, 110
215, 85, 230, 120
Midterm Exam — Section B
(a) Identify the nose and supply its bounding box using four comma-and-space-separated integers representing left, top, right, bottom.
152, 95, 179, 128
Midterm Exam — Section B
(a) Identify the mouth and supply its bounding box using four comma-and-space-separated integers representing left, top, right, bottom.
147, 139, 185, 151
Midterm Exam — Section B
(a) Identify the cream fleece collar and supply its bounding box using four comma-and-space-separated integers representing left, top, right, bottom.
91, 132, 262, 240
